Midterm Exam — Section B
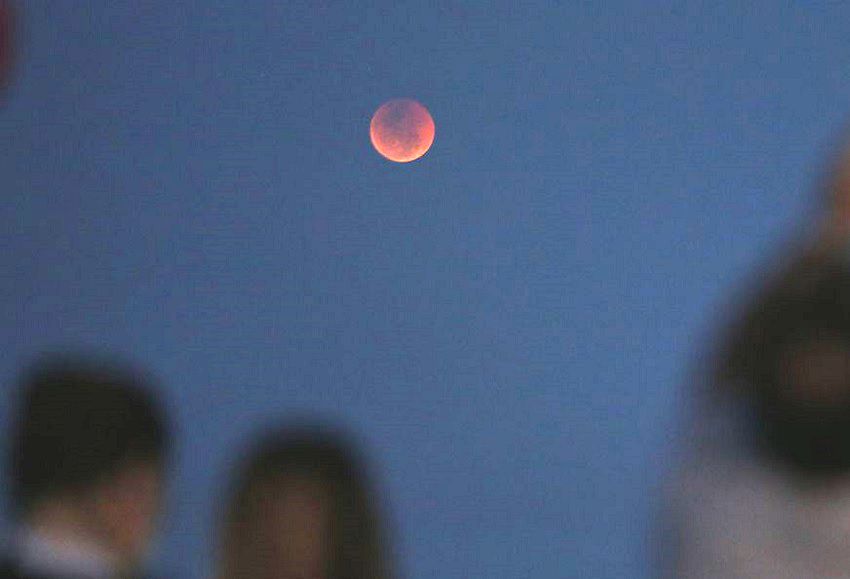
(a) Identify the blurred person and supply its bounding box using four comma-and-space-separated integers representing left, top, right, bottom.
0, 355, 171, 579
658, 141, 850, 577
217, 425, 395, 579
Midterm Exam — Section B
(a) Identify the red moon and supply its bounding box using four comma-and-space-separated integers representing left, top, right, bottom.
370, 99, 435, 163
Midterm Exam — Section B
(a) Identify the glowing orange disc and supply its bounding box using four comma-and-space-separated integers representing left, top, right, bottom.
370, 99, 435, 163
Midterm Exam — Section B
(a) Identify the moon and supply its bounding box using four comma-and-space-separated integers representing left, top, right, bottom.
370, 99, 435, 163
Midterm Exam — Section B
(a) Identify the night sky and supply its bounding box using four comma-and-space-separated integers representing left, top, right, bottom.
3, 3, 850, 578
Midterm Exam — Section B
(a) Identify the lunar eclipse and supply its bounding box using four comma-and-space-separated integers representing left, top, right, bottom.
370, 99, 435, 163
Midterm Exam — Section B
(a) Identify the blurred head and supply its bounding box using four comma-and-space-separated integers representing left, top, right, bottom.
9, 355, 170, 567
219, 426, 393, 579
717, 260, 850, 478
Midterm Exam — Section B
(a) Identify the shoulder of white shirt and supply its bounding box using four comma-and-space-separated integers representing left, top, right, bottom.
14, 525, 118, 579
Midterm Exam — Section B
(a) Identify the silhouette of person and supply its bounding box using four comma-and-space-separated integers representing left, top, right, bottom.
216, 425, 395, 579
0, 355, 171, 579
659, 137, 850, 577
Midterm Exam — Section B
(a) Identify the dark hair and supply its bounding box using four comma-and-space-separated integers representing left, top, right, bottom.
714, 249, 850, 476
715, 250, 850, 395
9, 355, 169, 515
220, 425, 394, 579
715, 117, 850, 392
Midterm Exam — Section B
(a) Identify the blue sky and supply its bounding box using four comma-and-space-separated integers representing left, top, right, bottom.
3, 2, 850, 577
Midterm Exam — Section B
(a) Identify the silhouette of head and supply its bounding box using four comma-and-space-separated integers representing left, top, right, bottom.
10, 354, 170, 566
719, 258, 850, 478
219, 425, 392, 579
